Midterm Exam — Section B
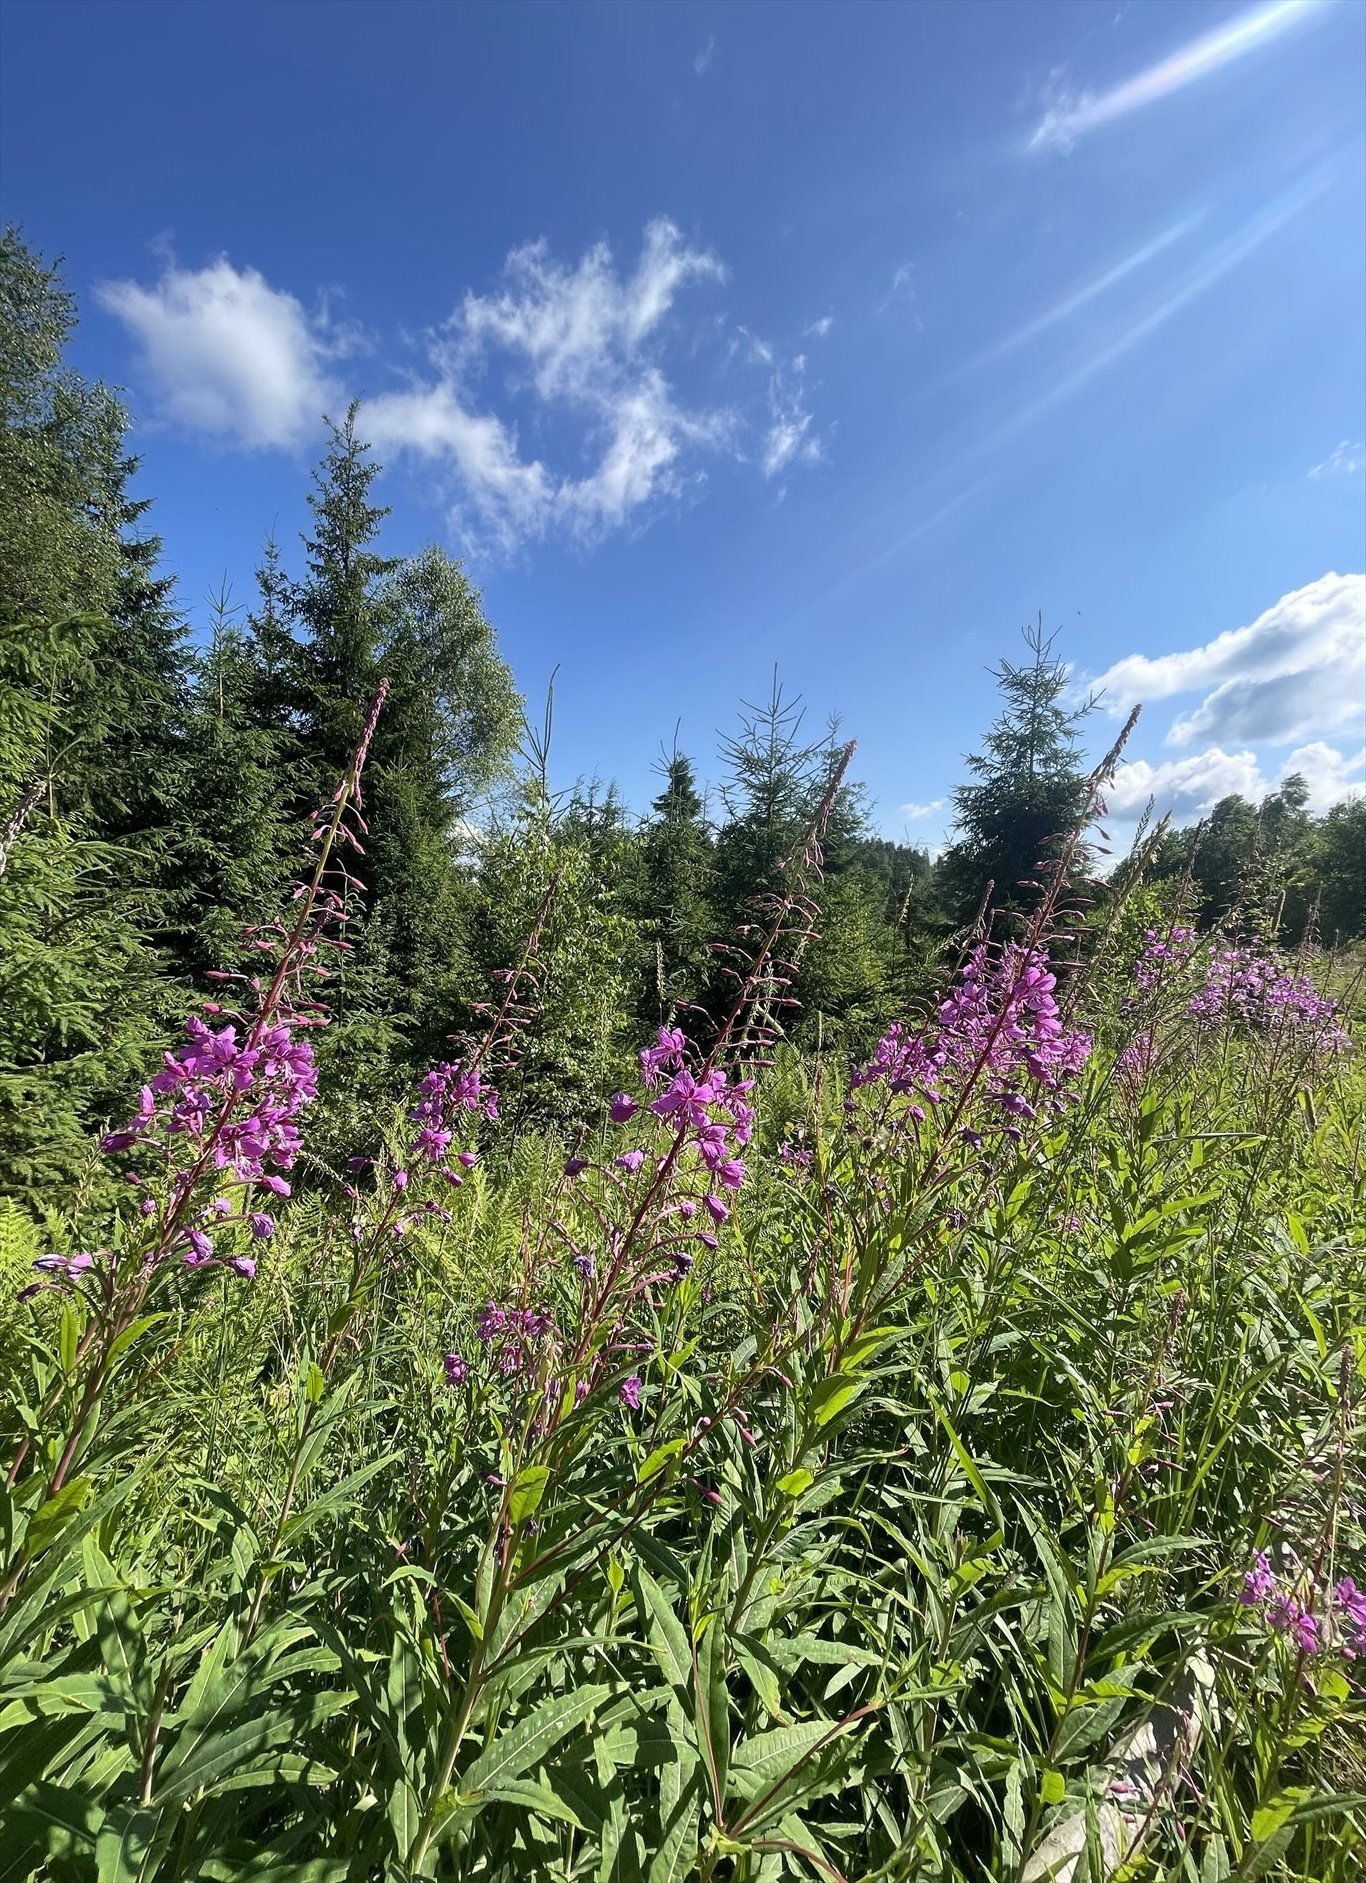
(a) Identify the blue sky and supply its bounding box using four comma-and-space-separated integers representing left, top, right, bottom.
3, 0, 1364, 847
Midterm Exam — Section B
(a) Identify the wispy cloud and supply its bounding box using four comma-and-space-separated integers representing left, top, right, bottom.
97, 257, 351, 448
876, 262, 916, 315
373, 219, 732, 548
694, 35, 715, 77
1029, 0, 1320, 154
804, 314, 834, 340
901, 798, 944, 820
1309, 439, 1364, 480
760, 355, 823, 480
1090, 571, 1366, 749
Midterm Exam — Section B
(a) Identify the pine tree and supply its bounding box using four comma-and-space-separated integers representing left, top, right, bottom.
940, 620, 1092, 922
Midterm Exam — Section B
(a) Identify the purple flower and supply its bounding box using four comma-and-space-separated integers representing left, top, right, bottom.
458, 1150, 479, 1169
1240, 1551, 1276, 1606
564, 1157, 589, 1176
443, 1351, 468, 1386
615, 1149, 646, 1174
717, 1158, 745, 1192
620, 1374, 643, 1410
609, 1092, 637, 1123
1267, 1594, 1321, 1655
392, 1170, 409, 1192
260, 1174, 292, 1197
248, 1212, 275, 1240
184, 1229, 215, 1267
229, 1256, 257, 1280
704, 1193, 729, 1225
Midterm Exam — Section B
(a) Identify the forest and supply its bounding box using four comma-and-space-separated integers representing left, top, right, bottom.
1, 224, 1363, 1880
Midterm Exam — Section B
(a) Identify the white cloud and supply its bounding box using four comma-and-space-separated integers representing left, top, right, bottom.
876, 263, 916, 315
373, 219, 733, 545
805, 314, 834, 339
98, 257, 347, 448
760, 357, 823, 480
1029, 0, 1319, 154
1308, 440, 1364, 480
365, 383, 554, 554
694, 34, 715, 77
1090, 572, 1366, 750
901, 798, 944, 820
1109, 741, 1364, 820
103, 220, 825, 552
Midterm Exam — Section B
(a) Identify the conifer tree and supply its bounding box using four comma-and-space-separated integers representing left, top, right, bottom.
940, 620, 1092, 922
637, 746, 714, 1024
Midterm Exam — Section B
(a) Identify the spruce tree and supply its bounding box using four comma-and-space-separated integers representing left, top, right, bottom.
637, 747, 715, 1024
940, 620, 1092, 922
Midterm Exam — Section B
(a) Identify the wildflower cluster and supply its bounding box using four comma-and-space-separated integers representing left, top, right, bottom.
407, 1059, 498, 1176
1134, 924, 1198, 993
473, 1301, 555, 1379
852, 943, 1092, 1137
1190, 946, 1349, 1051
596, 1025, 756, 1242
96, 1012, 318, 1279
1238, 1550, 1366, 1660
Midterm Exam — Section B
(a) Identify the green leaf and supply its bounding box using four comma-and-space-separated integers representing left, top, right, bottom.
635, 1569, 692, 1695
809, 1374, 863, 1429
22, 1477, 93, 1560
1040, 1767, 1066, 1805
460, 1684, 610, 1798
775, 1469, 814, 1499
508, 1465, 551, 1524
637, 1439, 685, 1485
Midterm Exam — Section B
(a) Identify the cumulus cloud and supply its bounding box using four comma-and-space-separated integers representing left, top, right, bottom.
98, 257, 348, 448
1109, 742, 1364, 821
1090, 572, 1366, 750
1028, 0, 1319, 155
901, 798, 944, 820
1308, 440, 1364, 481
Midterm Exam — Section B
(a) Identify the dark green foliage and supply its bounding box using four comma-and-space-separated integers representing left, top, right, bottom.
0, 620, 165, 1194
941, 619, 1093, 922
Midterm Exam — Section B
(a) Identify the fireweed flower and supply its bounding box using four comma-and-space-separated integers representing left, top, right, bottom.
1187, 945, 1349, 1052
619, 1374, 643, 1410
609, 1092, 637, 1123
1240, 1551, 1276, 1605
443, 1351, 469, 1387
616, 1150, 646, 1174
852, 942, 1092, 1133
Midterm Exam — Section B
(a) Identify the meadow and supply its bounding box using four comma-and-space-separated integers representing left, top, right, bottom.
0, 697, 1362, 1883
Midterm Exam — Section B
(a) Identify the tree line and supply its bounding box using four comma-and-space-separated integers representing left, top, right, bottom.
2, 226, 1362, 1197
